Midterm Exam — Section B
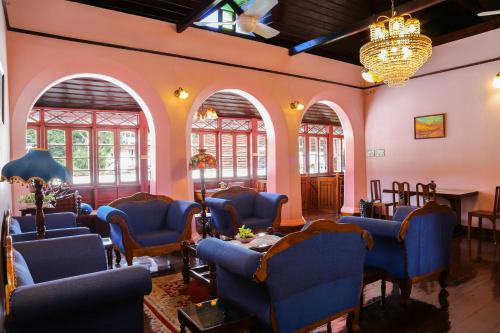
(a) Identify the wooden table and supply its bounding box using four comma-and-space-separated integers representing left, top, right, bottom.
178, 298, 256, 333
19, 206, 56, 216
383, 188, 479, 228
194, 188, 222, 203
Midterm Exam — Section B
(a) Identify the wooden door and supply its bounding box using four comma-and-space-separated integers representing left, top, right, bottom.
317, 176, 339, 213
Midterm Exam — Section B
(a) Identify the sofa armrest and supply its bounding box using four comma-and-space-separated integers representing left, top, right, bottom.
97, 205, 137, 252
205, 198, 240, 236
254, 193, 288, 221
339, 216, 402, 240
14, 234, 107, 283
11, 227, 90, 243
167, 200, 202, 235
13, 212, 77, 233
197, 238, 262, 279
205, 197, 233, 212
10, 266, 152, 323
392, 206, 419, 222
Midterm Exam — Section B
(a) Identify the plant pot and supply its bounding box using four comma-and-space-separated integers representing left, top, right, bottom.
235, 235, 255, 243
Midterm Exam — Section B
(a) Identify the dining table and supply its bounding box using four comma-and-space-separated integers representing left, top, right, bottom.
383, 188, 479, 231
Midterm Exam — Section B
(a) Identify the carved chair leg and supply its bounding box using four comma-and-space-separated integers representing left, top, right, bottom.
126, 253, 134, 266
399, 279, 412, 305
381, 279, 386, 309
479, 217, 483, 239
439, 270, 449, 289
326, 322, 332, 333
114, 248, 122, 266
347, 307, 361, 333
467, 213, 472, 240
492, 218, 497, 245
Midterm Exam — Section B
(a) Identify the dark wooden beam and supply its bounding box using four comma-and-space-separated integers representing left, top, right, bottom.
226, 0, 244, 15
176, 0, 225, 33
289, 0, 446, 55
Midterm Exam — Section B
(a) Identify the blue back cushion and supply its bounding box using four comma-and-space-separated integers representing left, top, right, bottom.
80, 203, 93, 215
10, 218, 22, 235
14, 250, 34, 286
116, 200, 170, 235
219, 191, 257, 219
265, 232, 367, 333
405, 211, 455, 278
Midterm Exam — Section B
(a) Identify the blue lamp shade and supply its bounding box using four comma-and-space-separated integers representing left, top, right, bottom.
1, 149, 71, 185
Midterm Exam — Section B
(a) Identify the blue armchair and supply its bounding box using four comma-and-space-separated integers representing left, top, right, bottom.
9, 212, 90, 242
205, 186, 288, 237
340, 201, 455, 302
97, 192, 202, 265
5, 234, 152, 333
197, 220, 372, 333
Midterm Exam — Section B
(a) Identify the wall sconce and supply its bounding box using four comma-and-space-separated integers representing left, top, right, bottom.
290, 100, 305, 111
174, 87, 189, 100
493, 73, 500, 89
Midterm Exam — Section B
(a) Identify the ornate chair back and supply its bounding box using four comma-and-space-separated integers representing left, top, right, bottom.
370, 179, 383, 202
392, 181, 411, 208
416, 181, 437, 207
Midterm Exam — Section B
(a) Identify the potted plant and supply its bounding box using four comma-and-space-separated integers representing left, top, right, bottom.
18, 193, 55, 209
235, 225, 255, 243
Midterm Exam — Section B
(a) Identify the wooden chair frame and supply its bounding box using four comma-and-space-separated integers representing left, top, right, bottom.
468, 186, 500, 244
416, 181, 437, 207
108, 192, 201, 265
392, 181, 411, 208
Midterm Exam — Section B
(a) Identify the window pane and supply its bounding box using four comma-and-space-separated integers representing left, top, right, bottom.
319, 137, 328, 173
119, 131, 137, 183
222, 9, 234, 31
221, 134, 233, 178
236, 134, 248, 177
257, 134, 266, 176
120, 131, 136, 145
26, 128, 37, 151
334, 138, 343, 172
47, 129, 66, 167
98, 130, 115, 183
299, 136, 306, 174
309, 137, 318, 174
72, 129, 91, 184
204, 133, 217, 179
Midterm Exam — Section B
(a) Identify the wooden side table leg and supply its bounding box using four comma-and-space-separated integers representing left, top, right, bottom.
106, 246, 113, 269
114, 248, 122, 266
181, 241, 191, 284
178, 311, 187, 333
209, 262, 217, 297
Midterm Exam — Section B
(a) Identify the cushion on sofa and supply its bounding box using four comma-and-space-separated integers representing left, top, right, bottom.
80, 203, 93, 215
10, 218, 22, 235
134, 230, 180, 247
241, 217, 273, 230
116, 200, 170, 234
14, 249, 34, 286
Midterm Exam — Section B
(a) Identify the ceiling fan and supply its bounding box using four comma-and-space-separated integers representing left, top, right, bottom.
194, 0, 280, 39
477, 10, 500, 17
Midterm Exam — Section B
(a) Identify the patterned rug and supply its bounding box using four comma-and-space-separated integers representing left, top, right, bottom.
144, 273, 211, 333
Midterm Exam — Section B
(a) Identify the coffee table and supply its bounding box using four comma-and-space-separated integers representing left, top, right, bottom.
181, 232, 283, 296
178, 298, 256, 333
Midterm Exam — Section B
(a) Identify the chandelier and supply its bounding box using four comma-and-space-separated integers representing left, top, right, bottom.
196, 105, 218, 120
360, 0, 432, 87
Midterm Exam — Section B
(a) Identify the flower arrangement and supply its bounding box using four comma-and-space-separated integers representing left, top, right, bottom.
236, 225, 255, 243
18, 193, 55, 206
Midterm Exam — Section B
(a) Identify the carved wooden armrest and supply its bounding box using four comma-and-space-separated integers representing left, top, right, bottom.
271, 197, 289, 229
178, 205, 202, 241
108, 215, 140, 251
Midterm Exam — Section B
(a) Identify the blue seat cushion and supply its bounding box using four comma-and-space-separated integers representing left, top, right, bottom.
80, 203, 93, 215
10, 218, 22, 235
241, 217, 273, 230
134, 229, 180, 247
116, 200, 170, 234
14, 250, 34, 286
226, 192, 257, 219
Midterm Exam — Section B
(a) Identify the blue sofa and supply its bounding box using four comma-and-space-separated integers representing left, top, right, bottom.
10, 212, 90, 242
205, 186, 288, 237
97, 192, 201, 265
5, 234, 152, 333
340, 201, 456, 302
197, 220, 372, 333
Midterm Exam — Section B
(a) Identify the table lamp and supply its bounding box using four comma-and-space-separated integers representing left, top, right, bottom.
1, 148, 70, 239
190, 148, 216, 238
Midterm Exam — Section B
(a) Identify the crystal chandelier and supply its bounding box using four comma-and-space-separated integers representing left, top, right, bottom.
360, 0, 432, 87
196, 105, 218, 120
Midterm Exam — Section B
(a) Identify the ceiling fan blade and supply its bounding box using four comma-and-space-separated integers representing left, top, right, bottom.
253, 23, 280, 39
194, 21, 236, 26
245, 0, 278, 19
478, 10, 500, 16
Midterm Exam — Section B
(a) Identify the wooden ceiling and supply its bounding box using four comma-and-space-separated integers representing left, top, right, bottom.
35, 78, 141, 111
70, 0, 500, 64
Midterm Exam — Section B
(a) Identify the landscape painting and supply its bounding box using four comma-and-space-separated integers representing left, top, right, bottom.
414, 114, 445, 139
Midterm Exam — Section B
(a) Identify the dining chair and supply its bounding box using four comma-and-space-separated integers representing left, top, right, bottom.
468, 186, 500, 244
416, 181, 437, 207
392, 181, 411, 209
369, 180, 392, 219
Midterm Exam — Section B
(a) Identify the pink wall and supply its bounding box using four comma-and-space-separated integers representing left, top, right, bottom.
5, 0, 367, 222
365, 28, 500, 227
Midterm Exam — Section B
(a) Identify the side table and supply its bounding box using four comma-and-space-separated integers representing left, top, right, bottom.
181, 241, 217, 296
178, 298, 256, 333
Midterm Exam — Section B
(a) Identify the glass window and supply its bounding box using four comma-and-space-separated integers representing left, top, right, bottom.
221, 8, 234, 31
221, 134, 234, 178
236, 134, 248, 177
26, 128, 38, 151
334, 137, 344, 172
257, 134, 266, 176
47, 129, 66, 167
98, 130, 115, 183
309, 137, 318, 174
119, 131, 137, 183
72, 129, 91, 184
299, 136, 306, 174
319, 137, 328, 173
204, 133, 217, 179
191, 133, 201, 180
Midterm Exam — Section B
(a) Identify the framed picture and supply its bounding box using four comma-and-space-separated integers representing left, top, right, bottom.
1, 74, 4, 125
414, 113, 446, 139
